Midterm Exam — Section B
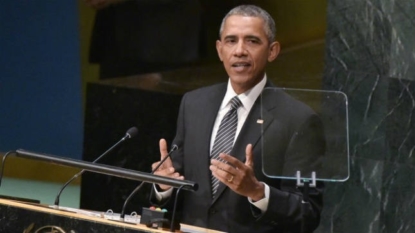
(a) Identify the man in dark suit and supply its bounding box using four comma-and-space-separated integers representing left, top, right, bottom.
151, 5, 325, 233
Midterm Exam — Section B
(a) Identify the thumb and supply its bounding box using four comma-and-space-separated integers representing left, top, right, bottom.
159, 138, 172, 166
245, 144, 254, 168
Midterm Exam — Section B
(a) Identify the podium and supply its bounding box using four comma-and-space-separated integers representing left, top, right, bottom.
0, 198, 222, 233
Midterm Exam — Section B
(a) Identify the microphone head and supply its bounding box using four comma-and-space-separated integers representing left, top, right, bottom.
125, 127, 138, 139
170, 144, 179, 152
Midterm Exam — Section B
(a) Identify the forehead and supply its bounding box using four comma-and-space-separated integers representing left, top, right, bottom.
221, 15, 267, 38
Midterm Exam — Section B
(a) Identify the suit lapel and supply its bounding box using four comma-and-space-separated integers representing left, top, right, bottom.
196, 84, 227, 200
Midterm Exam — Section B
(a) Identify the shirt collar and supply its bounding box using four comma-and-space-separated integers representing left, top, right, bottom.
222, 74, 267, 111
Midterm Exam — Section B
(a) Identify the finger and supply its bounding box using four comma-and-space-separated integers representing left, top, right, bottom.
245, 144, 254, 168
210, 158, 236, 180
159, 138, 172, 167
157, 172, 185, 191
171, 172, 185, 180
209, 165, 234, 184
159, 138, 168, 158
151, 161, 160, 171
211, 158, 237, 174
218, 153, 244, 168
210, 157, 226, 166
209, 164, 222, 176
154, 167, 175, 177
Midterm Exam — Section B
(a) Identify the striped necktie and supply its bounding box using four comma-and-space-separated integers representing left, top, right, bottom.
210, 96, 243, 198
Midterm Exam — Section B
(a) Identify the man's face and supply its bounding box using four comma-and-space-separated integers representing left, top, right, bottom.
216, 15, 280, 94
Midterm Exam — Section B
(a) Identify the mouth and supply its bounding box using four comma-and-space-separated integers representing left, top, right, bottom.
231, 62, 251, 68
231, 62, 251, 72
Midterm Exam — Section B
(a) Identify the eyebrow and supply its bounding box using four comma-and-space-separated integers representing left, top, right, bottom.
245, 35, 262, 41
223, 35, 237, 40
223, 35, 262, 41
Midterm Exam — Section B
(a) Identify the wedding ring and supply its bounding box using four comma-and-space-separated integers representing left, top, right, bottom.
227, 175, 234, 183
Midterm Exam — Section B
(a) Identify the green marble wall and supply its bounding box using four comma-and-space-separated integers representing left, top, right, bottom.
319, 1, 415, 232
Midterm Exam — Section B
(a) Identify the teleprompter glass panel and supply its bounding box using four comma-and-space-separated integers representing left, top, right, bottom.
260, 87, 349, 182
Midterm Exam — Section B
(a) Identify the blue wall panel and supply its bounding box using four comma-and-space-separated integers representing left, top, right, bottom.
0, 1, 83, 159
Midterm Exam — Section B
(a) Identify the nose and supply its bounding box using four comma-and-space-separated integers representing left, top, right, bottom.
233, 41, 247, 57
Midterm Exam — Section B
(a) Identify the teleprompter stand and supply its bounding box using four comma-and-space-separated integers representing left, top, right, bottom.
296, 171, 317, 233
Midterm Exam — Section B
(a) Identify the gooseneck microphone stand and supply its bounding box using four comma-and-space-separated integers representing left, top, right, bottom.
54, 127, 138, 206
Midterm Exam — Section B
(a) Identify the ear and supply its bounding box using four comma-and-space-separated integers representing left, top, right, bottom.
267, 41, 280, 62
216, 40, 223, 62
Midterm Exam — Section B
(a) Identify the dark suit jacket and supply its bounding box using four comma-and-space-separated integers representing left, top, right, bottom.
153, 81, 325, 233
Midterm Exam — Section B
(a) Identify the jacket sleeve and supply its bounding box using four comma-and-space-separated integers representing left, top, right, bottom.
149, 93, 188, 211
257, 114, 325, 233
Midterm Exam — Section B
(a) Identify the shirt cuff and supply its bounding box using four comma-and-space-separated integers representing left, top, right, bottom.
153, 184, 173, 201
248, 182, 270, 213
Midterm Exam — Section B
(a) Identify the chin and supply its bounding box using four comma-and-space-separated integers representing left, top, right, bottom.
230, 75, 250, 84
229, 76, 257, 90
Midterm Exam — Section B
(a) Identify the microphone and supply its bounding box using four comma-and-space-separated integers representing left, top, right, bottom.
53, 126, 138, 206
119, 144, 179, 219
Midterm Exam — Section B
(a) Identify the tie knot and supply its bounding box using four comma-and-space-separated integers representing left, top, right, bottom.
229, 96, 242, 110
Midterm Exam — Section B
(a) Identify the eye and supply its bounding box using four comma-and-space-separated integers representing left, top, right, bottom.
247, 39, 259, 44
225, 38, 236, 44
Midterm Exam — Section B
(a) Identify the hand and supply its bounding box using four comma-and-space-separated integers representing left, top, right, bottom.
151, 138, 184, 191
210, 144, 265, 201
